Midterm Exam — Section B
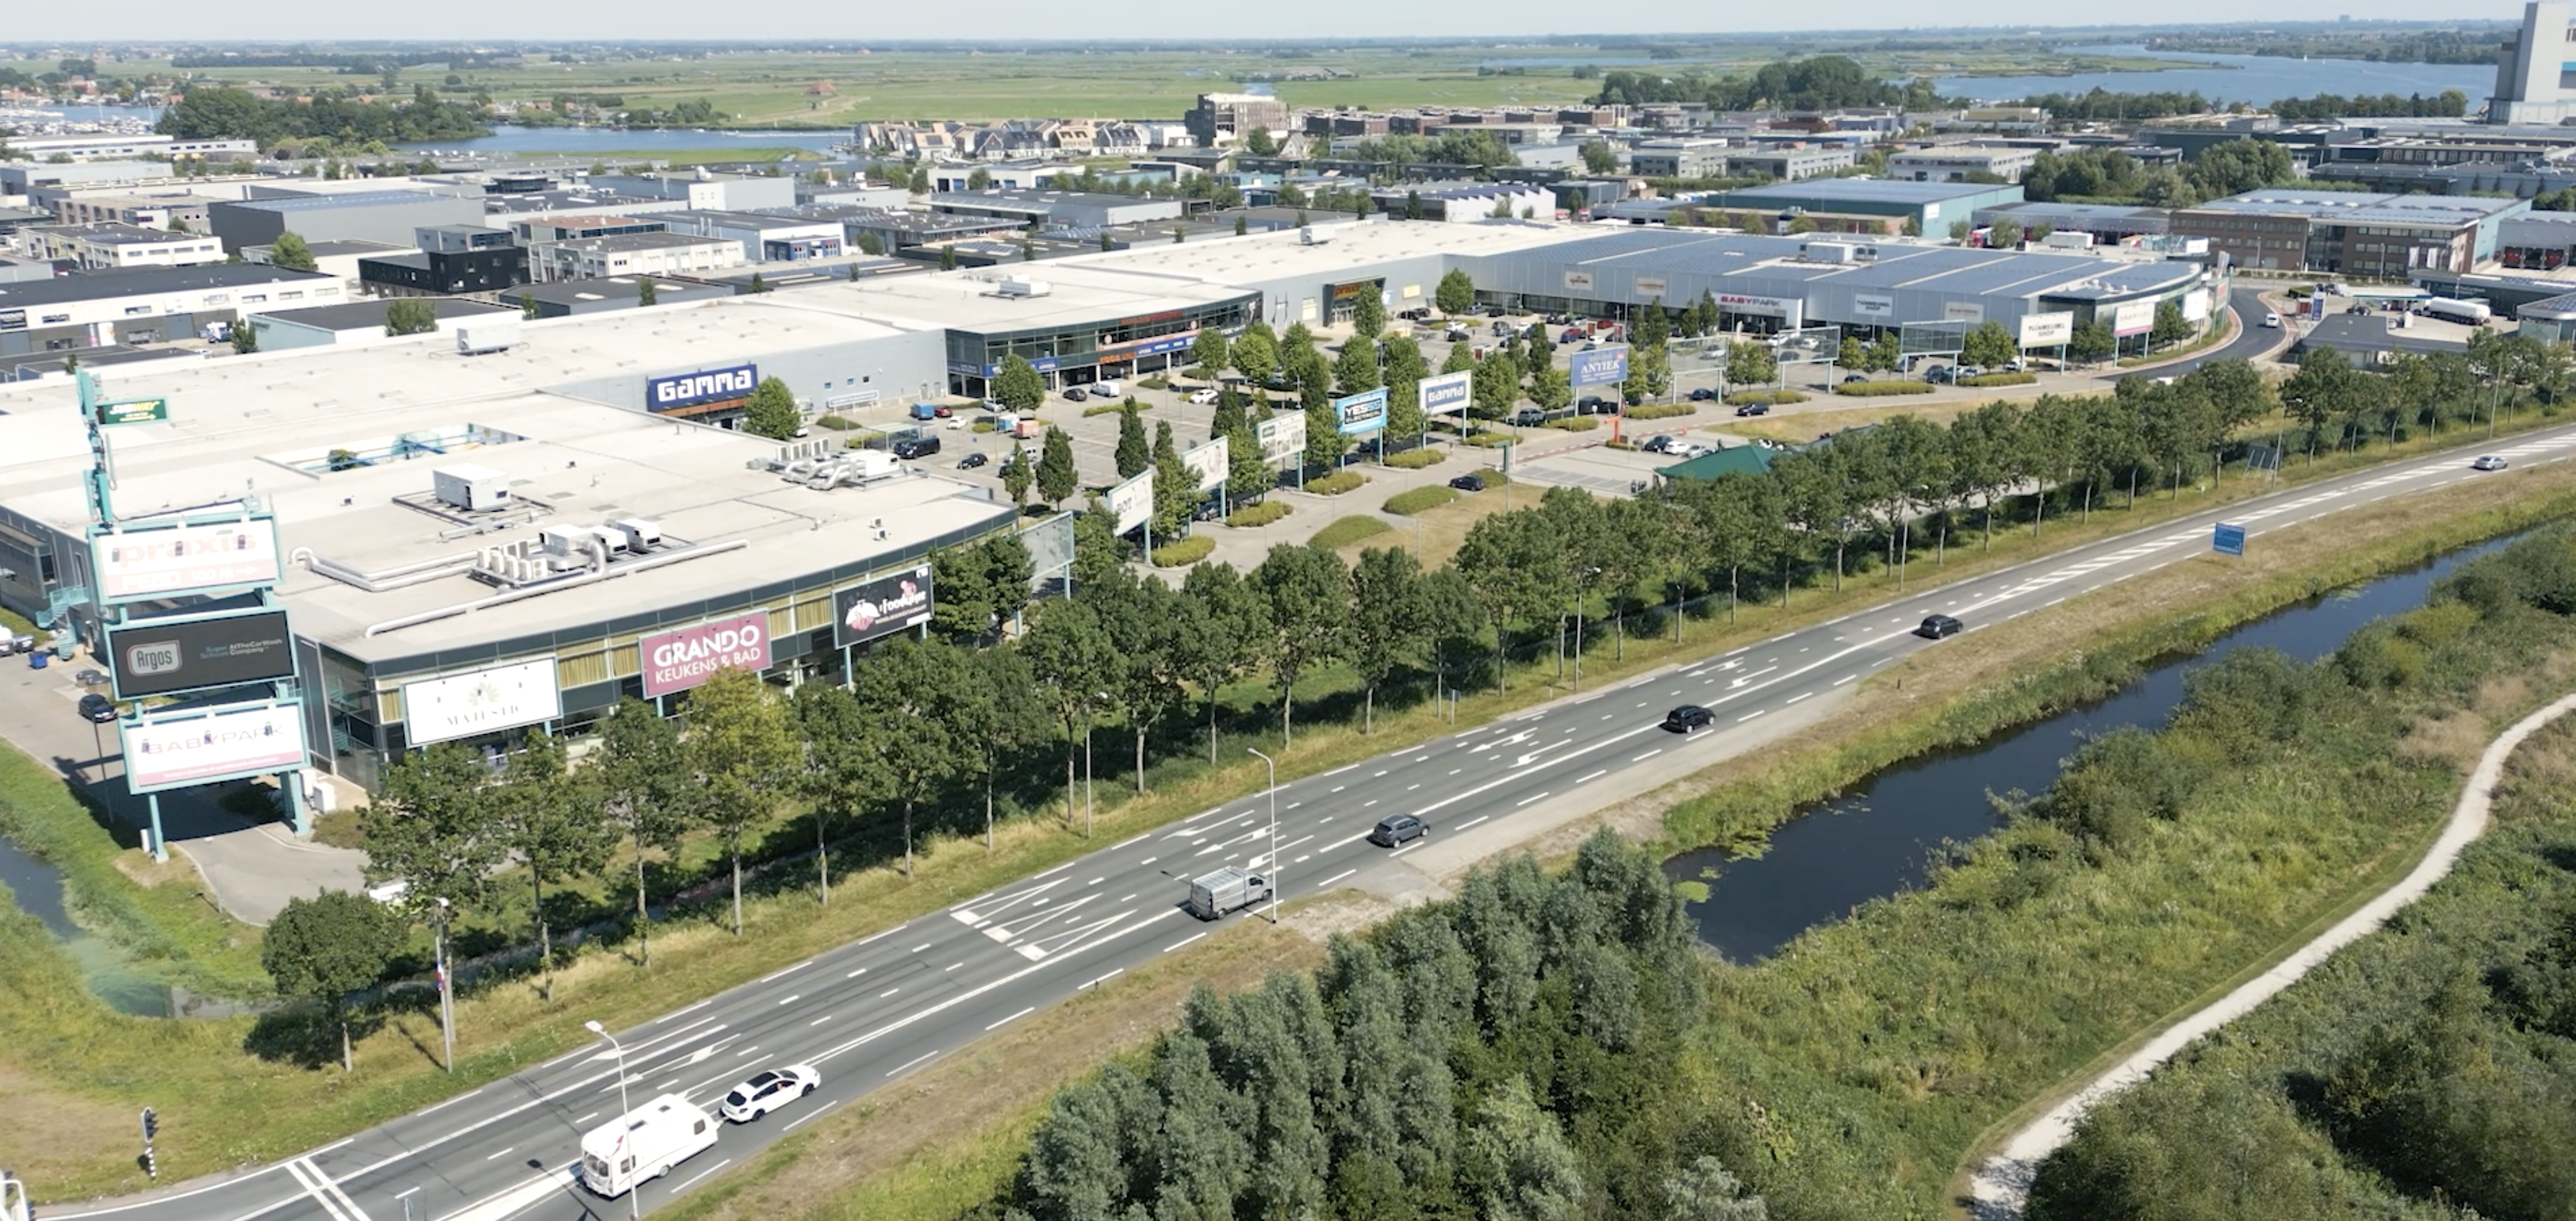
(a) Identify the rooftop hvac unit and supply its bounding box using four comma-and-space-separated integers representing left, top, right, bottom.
455, 318, 521, 355
612, 518, 664, 552
432, 464, 510, 512
1299, 226, 1329, 245
1801, 242, 1854, 264
996, 276, 1052, 298
540, 525, 600, 561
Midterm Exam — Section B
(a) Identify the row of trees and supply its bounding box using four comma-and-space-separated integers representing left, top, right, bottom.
2006, 87, 2469, 124
993, 833, 1762, 1221
155, 84, 492, 149
1594, 55, 1947, 113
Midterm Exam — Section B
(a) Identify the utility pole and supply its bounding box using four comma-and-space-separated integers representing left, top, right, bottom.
1248, 748, 1279, 923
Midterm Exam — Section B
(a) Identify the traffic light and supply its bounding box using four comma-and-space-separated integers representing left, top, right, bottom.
142, 1147, 156, 1181
141, 1108, 156, 1142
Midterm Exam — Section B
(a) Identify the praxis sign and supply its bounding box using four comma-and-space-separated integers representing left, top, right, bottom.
646, 364, 758, 414
641, 611, 771, 698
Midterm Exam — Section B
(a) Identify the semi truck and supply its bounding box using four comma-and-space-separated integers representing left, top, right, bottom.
2420, 297, 2493, 326
1186, 866, 1271, 919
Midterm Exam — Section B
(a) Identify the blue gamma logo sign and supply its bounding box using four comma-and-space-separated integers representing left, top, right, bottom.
647, 364, 759, 413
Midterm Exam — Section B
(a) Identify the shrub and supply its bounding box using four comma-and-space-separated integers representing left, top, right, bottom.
1180, 366, 1211, 380
1137, 374, 1171, 390
1149, 535, 1214, 566
1225, 501, 1291, 528
971, 418, 1001, 433
1461, 431, 1515, 447
1081, 400, 1134, 418
1724, 389, 1809, 407
1383, 447, 1447, 469
1305, 470, 1367, 496
813, 414, 858, 430
1382, 486, 1459, 515
1832, 380, 1938, 397
1624, 402, 1696, 420
1960, 372, 2039, 388
1543, 416, 1601, 431
1311, 516, 1391, 549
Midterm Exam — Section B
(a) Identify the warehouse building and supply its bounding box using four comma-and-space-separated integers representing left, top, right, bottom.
0, 264, 342, 360
249, 298, 517, 350
531, 232, 744, 283
2169, 189, 2529, 275
1694, 179, 2024, 238
207, 190, 486, 256
926, 190, 1186, 229
514, 276, 732, 317
1971, 201, 2172, 242
20, 223, 226, 271
653, 209, 846, 263
1886, 144, 2043, 183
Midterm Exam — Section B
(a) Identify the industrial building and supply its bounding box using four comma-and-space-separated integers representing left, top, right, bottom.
582, 171, 799, 212
926, 190, 1187, 230
45, 192, 223, 231
1626, 139, 1729, 179
2168, 189, 2529, 275
655, 209, 846, 263
2490, 2, 2576, 125
20, 223, 226, 271
1886, 145, 2043, 183
1695, 179, 2024, 238
1719, 145, 1857, 181
207, 190, 486, 256
531, 232, 743, 283
248, 299, 518, 350
514, 276, 733, 317
1971, 201, 2172, 241
0, 264, 342, 359
1188, 92, 1290, 146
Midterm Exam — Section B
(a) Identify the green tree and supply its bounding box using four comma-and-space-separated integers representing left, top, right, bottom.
993, 353, 1046, 414
846, 638, 969, 877
262, 890, 405, 1072
788, 680, 871, 903
1233, 321, 1279, 389
1466, 1076, 1585, 1221
1335, 333, 1383, 397
495, 732, 609, 967
1192, 327, 1229, 374
1474, 349, 1524, 421
1151, 419, 1197, 541
1038, 426, 1080, 508
1304, 385, 1344, 471
269, 230, 317, 272
230, 322, 259, 355
1352, 290, 1387, 342
1838, 335, 1867, 370
384, 298, 438, 337
1347, 546, 1424, 732
597, 698, 686, 966
1382, 334, 1429, 447
1961, 321, 2017, 368
2278, 346, 2356, 457
1454, 511, 1552, 691
1021, 597, 1114, 831
1173, 562, 1261, 760
743, 375, 800, 440
636, 278, 657, 307
2067, 321, 2117, 364
1528, 360, 1572, 416
685, 667, 801, 934
2150, 299, 2189, 350
519, 292, 539, 321
1115, 400, 1151, 479
748, 270, 771, 293
1724, 340, 1776, 389
362, 741, 507, 1070
1580, 139, 1619, 174
1661, 1156, 1768, 1221
1436, 268, 1477, 317
1256, 543, 1351, 745
1001, 445, 1036, 510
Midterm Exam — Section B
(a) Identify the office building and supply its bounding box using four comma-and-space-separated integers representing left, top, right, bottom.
1187, 93, 1290, 146
2169, 189, 2529, 275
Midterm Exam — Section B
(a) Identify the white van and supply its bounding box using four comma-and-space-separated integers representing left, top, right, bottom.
579, 1094, 718, 1198
1090, 380, 1124, 399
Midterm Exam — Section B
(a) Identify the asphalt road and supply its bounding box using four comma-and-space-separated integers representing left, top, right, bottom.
55, 403, 2576, 1221
2103, 286, 2287, 381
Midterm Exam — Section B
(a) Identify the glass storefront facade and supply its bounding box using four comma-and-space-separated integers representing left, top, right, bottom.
943, 292, 1259, 397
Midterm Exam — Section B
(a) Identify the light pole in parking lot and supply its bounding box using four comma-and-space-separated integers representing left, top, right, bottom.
1248, 748, 1279, 924
584, 1020, 640, 1221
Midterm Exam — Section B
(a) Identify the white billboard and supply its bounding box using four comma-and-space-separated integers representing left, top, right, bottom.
405, 658, 561, 746
1108, 469, 1154, 536
1256, 413, 1306, 464
1852, 293, 1896, 321
92, 517, 284, 604
1418, 370, 1472, 417
123, 700, 307, 794
2018, 311, 2074, 347
2182, 290, 2210, 323
1182, 437, 1228, 494
2112, 300, 2156, 337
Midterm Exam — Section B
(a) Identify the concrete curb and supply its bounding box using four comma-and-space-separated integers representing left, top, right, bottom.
1964, 688, 2576, 1219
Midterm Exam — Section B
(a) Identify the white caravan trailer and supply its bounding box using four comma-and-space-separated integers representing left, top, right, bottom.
579, 1094, 718, 1198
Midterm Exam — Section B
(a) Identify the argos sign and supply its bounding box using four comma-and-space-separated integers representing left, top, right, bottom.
647, 364, 759, 414
641, 611, 771, 697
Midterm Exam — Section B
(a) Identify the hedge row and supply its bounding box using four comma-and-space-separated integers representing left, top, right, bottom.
1224, 501, 1291, 528
1305, 470, 1367, 496
1382, 486, 1460, 516
1832, 381, 1937, 397
1148, 536, 1214, 566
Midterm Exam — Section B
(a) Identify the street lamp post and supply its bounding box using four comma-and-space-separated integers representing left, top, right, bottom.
1247, 748, 1279, 924
584, 1020, 640, 1221
434, 896, 454, 1073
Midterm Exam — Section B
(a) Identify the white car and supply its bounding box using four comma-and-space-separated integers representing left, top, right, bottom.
2472, 455, 2509, 471
2262, 312, 2282, 328
718, 1065, 819, 1123
1186, 388, 1219, 404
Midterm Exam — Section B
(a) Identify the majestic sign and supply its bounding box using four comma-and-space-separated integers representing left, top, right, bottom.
2018, 311, 2075, 348
2112, 300, 2156, 337
404, 659, 561, 746
97, 398, 168, 426
1334, 388, 1389, 436
1256, 413, 1306, 464
1569, 345, 1629, 389
123, 700, 307, 794
1418, 370, 1472, 417
832, 566, 935, 649
1182, 437, 1228, 494
1852, 293, 1896, 321
1563, 270, 1595, 292
92, 517, 283, 604
640, 610, 771, 698
107, 609, 296, 700
646, 363, 758, 414
1108, 469, 1155, 535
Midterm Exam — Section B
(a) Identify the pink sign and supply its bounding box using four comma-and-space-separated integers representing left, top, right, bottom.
641, 611, 771, 697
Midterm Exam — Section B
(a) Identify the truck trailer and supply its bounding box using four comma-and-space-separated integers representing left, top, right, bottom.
1186, 866, 1271, 919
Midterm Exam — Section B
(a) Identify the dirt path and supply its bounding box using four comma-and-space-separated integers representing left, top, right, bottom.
1964, 688, 2576, 1219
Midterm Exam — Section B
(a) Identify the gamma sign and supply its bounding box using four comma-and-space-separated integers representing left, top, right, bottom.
98, 398, 168, 426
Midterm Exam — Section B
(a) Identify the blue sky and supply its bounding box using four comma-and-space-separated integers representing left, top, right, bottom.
13, 3, 2521, 42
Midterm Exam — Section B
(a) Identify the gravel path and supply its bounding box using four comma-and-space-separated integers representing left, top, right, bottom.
1966, 689, 2576, 1219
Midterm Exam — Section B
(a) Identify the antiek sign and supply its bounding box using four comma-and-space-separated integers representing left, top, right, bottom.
647, 364, 759, 414
641, 610, 771, 698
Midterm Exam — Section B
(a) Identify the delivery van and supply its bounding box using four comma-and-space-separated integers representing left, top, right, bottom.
1186, 866, 1271, 919
580, 1094, 718, 1198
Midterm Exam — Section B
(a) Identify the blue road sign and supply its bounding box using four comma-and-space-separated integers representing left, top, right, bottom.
1569, 345, 1629, 389
2212, 523, 2246, 556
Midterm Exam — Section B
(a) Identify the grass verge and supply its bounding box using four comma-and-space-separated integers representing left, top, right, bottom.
1382, 486, 1458, 516
1308, 516, 1390, 550
1830, 380, 1935, 396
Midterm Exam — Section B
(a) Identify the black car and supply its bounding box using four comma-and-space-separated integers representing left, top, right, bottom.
1642, 435, 1675, 454
1914, 614, 1964, 640
1448, 472, 1489, 492
1843, 373, 1871, 384
1734, 403, 1771, 417
956, 452, 989, 469
1663, 705, 1713, 733
1368, 814, 1428, 847
1687, 387, 1716, 401
77, 693, 117, 724
893, 436, 942, 460
1063, 387, 1089, 402
1576, 395, 1615, 415
1446, 327, 1472, 342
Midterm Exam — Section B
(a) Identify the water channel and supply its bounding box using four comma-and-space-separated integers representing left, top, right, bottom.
0, 833, 175, 1017
1666, 535, 2510, 965
1933, 44, 2497, 107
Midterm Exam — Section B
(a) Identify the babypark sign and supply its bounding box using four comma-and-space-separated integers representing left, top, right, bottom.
641, 611, 771, 697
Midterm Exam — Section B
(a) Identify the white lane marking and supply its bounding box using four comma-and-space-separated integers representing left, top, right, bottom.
415, 1167, 576, 1221
855, 924, 907, 946
1391, 841, 1425, 857
416, 1088, 483, 1116
777, 994, 800, 1006
1112, 832, 1151, 849
1738, 710, 1765, 723
1833, 674, 1858, 686
1785, 691, 1814, 704
1515, 791, 1552, 807
1083, 967, 1124, 989
655, 1000, 712, 1024
783, 1100, 840, 1132
1456, 814, 1491, 829
1165, 932, 1210, 953
884, 1050, 942, 1078
672, 1158, 732, 1194
484, 1147, 513, 1161
1577, 769, 1607, 783
757, 959, 813, 984
809, 1014, 834, 1027
284, 1160, 361, 1221
846, 966, 869, 979
1316, 869, 1358, 889
986, 1007, 1036, 1031
1633, 748, 1662, 761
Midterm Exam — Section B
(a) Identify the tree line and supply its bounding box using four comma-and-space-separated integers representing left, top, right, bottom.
1593, 55, 1947, 112
2005, 87, 2469, 124
2145, 30, 2506, 66
155, 84, 492, 149
985, 831, 1768, 1221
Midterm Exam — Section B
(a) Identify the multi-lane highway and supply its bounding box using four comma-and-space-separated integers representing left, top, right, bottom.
56, 404, 2576, 1221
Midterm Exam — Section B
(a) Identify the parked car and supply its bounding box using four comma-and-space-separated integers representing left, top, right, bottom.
1186, 388, 1219, 404
2472, 455, 2510, 471
1663, 704, 1714, 733
1642, 435, 1676, 454
1446, 327, 1472, 342
1576, 395, 1615, 415
719, 1065, 819, 1123
1734, 403, 1771, 417
1063, 387, 1089, 402
1998, 360, 2024, 374
1368, 814, 1428, 848
1667, 441, 1712, 459
957, 452, 989, 469
1842, 373, 1871, 384
1955, 366, 1985, 380
77, 693, 117, 724
892, 436, 942, 460
1687, 387, 1717, 401
1090, 380, 1124, 399
1491, 321, 1515, 337
1510, 407, 1548, 427
1924, 365, 1957, 384
1448, 472, 1490, 492
1562, 329, 1586, 345
1397, 307, 1431, 322
1914, 614, 1964, 640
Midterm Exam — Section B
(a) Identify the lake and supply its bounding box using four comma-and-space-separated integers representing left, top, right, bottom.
1934, 44, 2498, 107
